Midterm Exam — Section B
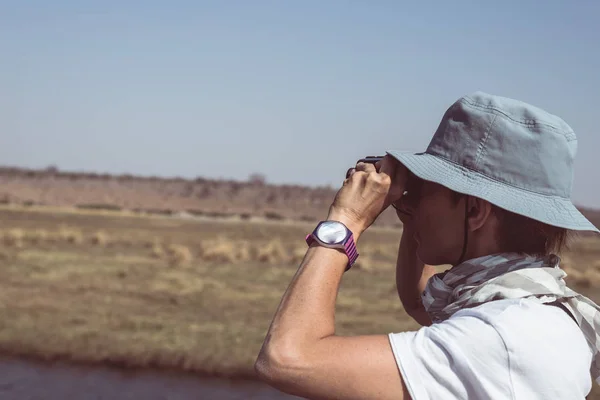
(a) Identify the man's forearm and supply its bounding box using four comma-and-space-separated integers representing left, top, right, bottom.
256, 157, 407, 389
257, 242, 351, 364
396, 226, 434, 326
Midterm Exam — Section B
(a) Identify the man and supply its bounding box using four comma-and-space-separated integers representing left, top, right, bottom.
254, 92, 600, 399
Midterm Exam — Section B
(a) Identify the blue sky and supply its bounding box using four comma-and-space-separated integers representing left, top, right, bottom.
2, 1, 599, 207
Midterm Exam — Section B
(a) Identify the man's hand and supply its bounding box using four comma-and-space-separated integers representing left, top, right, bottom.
327, 155, 407, 238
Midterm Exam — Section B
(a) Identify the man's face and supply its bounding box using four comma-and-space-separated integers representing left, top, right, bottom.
398, 176, 466, 266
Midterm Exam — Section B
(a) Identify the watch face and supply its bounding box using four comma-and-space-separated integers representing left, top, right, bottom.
316, 221, 348, 244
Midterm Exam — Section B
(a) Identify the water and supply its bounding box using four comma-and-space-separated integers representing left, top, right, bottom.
0, 357, 305, 400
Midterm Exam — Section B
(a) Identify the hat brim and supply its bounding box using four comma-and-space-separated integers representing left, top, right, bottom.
387, 150, 600, 234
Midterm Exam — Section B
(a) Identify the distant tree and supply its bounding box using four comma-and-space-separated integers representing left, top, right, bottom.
197, 186, 211, 199
182, 183, 195, 197
45, 165, 59, 174
248, 173, 267, 185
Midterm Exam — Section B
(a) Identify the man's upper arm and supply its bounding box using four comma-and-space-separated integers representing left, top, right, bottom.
263, 334, 411, 400
262, 312, 510, 400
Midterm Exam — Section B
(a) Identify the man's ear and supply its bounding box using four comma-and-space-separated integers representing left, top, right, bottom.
468, 196, 493, 232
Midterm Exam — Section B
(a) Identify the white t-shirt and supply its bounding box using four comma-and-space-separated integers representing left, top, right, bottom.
388, 298, 593, 399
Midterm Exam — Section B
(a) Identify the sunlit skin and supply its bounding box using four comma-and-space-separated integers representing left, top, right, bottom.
397, 168, 505, 267
255, 155, 507, 400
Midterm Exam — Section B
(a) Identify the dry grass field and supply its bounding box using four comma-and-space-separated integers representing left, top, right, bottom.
0, 206, 413, 374
0, 205, 599, 397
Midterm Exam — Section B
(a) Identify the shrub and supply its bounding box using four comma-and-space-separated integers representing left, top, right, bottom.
58, 227, 83, 244
3, 229, 24, 248
264, 211, 284, 221
257, 240, 288, 264
201, 239, 238, 264
151, 243, 164, 259
91, 231, 109, 246
77, 204, 123, 212
166, 244, 193, 266
25, 229, 49, 245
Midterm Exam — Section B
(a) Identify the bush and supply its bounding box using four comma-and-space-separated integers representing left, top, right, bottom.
25, 229, 49, 244
248, 173, 266, 185
199, 238, 255, 264
3, 229, 24, 248
90, 231, 109, 246
264, 211, 284, 221
151, 243, 164, 259
201, 239, 239, 263
77, 204, 123, 212
58, 227, 83, 244
166, 244, 193, 266
257, 240, 288, 264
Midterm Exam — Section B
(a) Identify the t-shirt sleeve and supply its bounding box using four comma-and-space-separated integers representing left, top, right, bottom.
388, 312, 513, 400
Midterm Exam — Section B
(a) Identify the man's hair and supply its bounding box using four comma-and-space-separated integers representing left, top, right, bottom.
451, 191, 575, 256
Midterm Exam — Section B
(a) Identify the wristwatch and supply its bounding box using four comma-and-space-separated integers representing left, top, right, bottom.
305, 220, 359, 271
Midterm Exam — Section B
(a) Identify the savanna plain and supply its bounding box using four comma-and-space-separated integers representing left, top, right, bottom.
1, 205, 599, 398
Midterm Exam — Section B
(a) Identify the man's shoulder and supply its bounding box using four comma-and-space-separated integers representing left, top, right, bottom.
454, 297, 551, 318
449, 298, 592, 391
389, 298, 593, 399
454, 297, 576, 331
451, 298, 586, 349
389, 301, 514, 399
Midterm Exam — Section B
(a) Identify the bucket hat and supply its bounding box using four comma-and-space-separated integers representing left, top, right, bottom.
387, 91, 599, 233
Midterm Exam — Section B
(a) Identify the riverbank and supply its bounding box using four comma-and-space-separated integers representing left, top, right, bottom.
0, 355, 303, 399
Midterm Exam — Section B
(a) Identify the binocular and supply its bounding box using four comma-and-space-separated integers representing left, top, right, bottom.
346, 155, 415, 216
346, 156, 383, 179
357, 156, 384, 164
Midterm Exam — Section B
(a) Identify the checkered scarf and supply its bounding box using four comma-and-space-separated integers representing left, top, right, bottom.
422, 252, 600, 384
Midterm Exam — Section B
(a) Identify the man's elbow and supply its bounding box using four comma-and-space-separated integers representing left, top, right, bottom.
254, 345, 307, 388
254, 349, 282, 384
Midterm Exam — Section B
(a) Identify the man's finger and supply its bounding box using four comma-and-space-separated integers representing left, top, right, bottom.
355, 162, 376, 173
379, 155, 410, 207
378, 155, 397, 180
